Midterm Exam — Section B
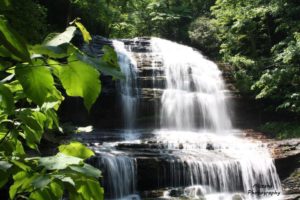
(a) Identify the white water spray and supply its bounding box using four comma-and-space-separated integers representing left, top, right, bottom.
113, 40, 138, 131
151, 38, 231, 132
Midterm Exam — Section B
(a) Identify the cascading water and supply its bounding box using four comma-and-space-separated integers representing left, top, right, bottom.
90, 152, 137, 198
151, 38, 231, 131
113, 40, 139, 131
89, 37, 283, 200
150, 38, 282, 199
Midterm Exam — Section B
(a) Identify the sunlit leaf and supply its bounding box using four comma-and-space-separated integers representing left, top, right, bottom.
46, 26, 76, 47
76, 178, 104, 200
69, 164, 101, 178
15, 60, 55, 106
0, 83, 14, 114
56, 53, 101, 111
38, 153, 83, 170
75, 21, 92, 43
59, 141, 94, 159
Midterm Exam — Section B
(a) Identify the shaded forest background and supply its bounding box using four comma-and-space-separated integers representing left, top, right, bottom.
3, 0, 299, 125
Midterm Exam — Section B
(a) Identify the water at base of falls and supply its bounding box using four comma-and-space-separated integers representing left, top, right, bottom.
88, 38, 283, 200
88, 130, 282, 200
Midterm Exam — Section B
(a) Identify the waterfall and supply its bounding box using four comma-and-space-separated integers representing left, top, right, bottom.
90, 152, 138, 199
151, 38, 231, 131
112, 40, 138, 131
150, 38, 282, 199
89, 37, 282, 200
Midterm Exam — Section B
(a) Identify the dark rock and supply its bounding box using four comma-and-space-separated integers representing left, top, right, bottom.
169, 188, 184, 197
232, 194, 244, 200
179, 143, 184, 149
140, 189, 164, 198
206, 143, 214, 150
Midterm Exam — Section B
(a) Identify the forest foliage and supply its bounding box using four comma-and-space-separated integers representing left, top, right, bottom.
212, 0, 300, 116
0, 1, 122, 198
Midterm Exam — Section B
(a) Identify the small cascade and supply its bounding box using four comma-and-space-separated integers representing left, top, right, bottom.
89, 152, 138, 199
112, 40, 139, 131
152, 131, 282, 197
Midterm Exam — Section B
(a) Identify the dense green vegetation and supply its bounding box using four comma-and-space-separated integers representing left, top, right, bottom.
0, 1, 123, 198
0, 0, 299, 198
260, 122, 300, 139
212, 0, 300, 117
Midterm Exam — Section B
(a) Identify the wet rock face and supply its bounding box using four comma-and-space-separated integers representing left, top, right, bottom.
269, 139, 300, 196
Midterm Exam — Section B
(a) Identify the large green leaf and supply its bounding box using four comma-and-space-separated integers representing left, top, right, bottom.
11, 159, 31, 172
31, 26, 77, 59
38, 153, 83, 170
102, 45, 119, 69
0, 83, 14, 114
31, 175, 52, 189
31, 44, 68, 59
0, 17, 30, 62
77, 53, 124, 79
59, 141, 94, 159
18, 109, 46, 128
56, 53, 101, 111
69, 164, 101, 178
9, 171, 38, 199
46, 26, 76, 47
29, 181, 63, 200
22, 125, 43, 149
76, 178, 104, 200
15, 60, 55, 106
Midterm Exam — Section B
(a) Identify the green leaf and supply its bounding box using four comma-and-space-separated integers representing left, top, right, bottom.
0, 83, 14, 114
10, 171, 37, 199
76, 178, 104, 200
11, 159, 31, 171
38, 153, 83, 170
46, 26, 76, 47
32, 175, 52, 189
31, 44, 68, 59
18, 110, 46, 131
22, 125, 42, 149
32, 27, 76, 59
102, 45, 119, 68
59, 141, 94, 159
75, 21, 92, 43
29, 181, 63, 200
14, 140, 25, 155
0, 17, 30, 62
15, 60, 55, 106
56, 53, 101, 111
77, 53, 124, 79
60, 177, 75, 186
69, 164, 101, 178
29, 189, 56, 200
